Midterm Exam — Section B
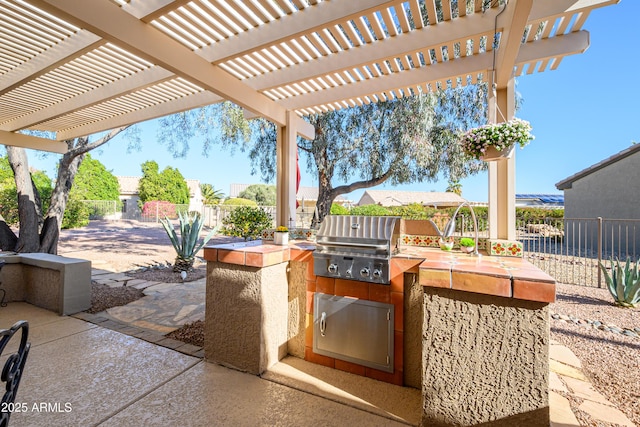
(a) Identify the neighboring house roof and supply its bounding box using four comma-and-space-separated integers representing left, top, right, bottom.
556, 144, 640, 190
358, 190, 465, 207
229, 183, 348, 202
117, 176, 201, 197
516, 194, 564, 205
117, 176, 140, 195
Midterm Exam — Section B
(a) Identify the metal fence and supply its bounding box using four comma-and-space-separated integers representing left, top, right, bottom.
117, 202, 191, 222
81, 200, 120, 220
516, 217, 640, 287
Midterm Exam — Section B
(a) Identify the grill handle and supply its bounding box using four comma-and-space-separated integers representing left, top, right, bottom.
316, 241, 388, 251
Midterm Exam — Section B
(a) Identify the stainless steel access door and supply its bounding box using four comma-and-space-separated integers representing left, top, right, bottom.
313, 293, 394, 373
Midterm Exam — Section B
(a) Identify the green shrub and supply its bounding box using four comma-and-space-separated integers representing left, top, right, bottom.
330, 204, 350, 215
222, 206, 272, 240
222, 198, 257, 206
349, 204, 391, 216
388, 203, 436, 219
62, 198, 90, 229
599, 257, 640, 308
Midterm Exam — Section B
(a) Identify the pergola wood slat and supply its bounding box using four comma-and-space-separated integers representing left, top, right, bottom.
0, 0, 618, 147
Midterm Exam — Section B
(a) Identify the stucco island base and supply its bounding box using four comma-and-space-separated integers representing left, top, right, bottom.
205, 261, 288, 375
421, 288, 549, 427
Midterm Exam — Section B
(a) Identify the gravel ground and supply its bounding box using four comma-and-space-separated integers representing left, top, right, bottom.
87, 283, 144, 314
550, 283, 640, 426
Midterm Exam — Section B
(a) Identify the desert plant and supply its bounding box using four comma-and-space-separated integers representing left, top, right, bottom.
599, 257, 640, 308
161, 211, 217, 272
222, 206, 272, 241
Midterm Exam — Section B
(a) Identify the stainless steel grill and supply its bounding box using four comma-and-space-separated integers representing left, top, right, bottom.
313, 215, 400, 285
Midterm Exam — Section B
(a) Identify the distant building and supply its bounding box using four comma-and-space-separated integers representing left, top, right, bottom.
515, 194, 564, 208
556, 144, 640, 254
117, 176, 203, 216
229, 183, 352, 210
556, 144, 640, 219
357, 190, 466, 208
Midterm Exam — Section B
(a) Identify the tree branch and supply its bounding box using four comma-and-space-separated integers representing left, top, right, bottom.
67, 126, 129, 158
331, 168, 393, 196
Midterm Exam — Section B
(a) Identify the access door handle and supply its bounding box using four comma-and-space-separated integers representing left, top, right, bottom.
320, 312, 327, 337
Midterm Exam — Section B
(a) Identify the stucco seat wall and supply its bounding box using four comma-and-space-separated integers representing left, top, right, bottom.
421, 287, 549, 427
0, 253, 91, 315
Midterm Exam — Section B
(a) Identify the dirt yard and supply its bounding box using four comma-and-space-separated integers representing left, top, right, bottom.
57, 219, 238, 272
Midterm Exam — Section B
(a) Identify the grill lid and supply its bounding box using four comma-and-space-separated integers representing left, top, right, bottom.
313, 215, 400, 284
315, 215, 400, 255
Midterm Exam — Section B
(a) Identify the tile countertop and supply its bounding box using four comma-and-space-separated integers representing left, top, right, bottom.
203, 241, 556, 304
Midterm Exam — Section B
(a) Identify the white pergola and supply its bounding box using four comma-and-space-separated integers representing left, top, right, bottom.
0, 0, 618, 238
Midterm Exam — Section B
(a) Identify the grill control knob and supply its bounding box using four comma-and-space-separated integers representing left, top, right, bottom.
372, 269, 383, 279
328, 264, 338, 274
360, 267, 370, 278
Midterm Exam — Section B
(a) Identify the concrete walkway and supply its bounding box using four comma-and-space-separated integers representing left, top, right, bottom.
2, 267, 630, 426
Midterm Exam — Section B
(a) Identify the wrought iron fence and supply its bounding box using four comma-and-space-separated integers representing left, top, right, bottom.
450, 213, 639, 287
80, 200, 120, 220
516, 217, 640, 287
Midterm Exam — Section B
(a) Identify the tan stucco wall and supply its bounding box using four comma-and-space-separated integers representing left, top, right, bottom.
564, 150, 640, 220
0, 253, 91, 315
403, 272, 422, 389
421, 288, 549, 427
205, 261, 288, 375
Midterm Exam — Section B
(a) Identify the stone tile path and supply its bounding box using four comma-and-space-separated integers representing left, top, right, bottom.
73, 267, 206, 358
549, 339, 635, 426
91, 267, 205, 334
87, 267, 635, 426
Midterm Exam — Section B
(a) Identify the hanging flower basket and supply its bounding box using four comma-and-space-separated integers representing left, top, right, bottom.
460, 118, 534, 162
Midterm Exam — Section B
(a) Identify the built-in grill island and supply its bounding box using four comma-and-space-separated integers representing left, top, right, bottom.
312, 215, 400, 373
313, 215, 400, 285
204, 213, 556, 425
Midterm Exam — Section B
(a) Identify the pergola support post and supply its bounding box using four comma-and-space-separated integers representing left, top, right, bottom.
488, 77, 516, 240
276, 111, 298, 228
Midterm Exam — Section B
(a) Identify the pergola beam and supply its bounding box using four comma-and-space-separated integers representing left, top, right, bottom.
529, 0, 619, 21
277, 31, 588, 111
1, 67, 174, 132
494, 0, 534, 88
198, 0, 402, 64
34, 0, 290, 127
245, 8, 502, 92
0, 131, 67, 154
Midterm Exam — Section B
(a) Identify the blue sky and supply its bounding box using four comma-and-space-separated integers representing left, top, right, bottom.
25, 1, 638, 204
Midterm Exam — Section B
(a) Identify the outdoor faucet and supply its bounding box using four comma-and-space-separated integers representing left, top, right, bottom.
442, 201, 482, 257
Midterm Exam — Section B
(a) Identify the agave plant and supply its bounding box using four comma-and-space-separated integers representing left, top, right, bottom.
161, 211, 217, 272
599, 257, 640, 308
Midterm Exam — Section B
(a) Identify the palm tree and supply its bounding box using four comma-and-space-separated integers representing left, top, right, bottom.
200, 183, 225, 205
446, 180, 462, 196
